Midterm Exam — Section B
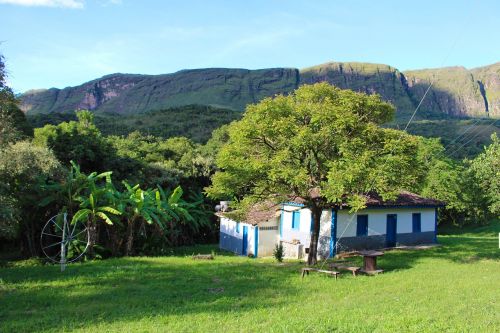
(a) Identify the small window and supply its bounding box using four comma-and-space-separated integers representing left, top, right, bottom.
236, 222, 240, 233
292, 211, 300, 230
356, 215, 368, 236
412, 213, 421, 233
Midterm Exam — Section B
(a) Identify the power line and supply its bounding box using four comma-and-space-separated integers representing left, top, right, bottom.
443, 118, 499, 159
442, 118, 485, 151
428, 118, 491, 162
331, 8, 473, 260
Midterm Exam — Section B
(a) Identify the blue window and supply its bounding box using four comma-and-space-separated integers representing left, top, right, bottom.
236, 222, 240, 233
412, 213, 421, 233
292, 211, 300, 230
356, 215, 368, 236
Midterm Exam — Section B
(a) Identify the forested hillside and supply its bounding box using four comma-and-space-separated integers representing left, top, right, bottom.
28, 105, 241, 143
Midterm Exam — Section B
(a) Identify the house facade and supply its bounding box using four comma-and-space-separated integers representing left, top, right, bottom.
218, 192, 443, 259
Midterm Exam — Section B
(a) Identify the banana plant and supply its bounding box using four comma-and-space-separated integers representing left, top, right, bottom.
72, 184, 121, 257
40, 161, 114, 215
120, 181, 174, 255
157, 186, 211, 245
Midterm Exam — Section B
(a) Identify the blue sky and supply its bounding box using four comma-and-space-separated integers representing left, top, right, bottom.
0, 0, 498, 92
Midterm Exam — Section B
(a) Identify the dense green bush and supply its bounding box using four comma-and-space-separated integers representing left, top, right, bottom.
273, 243, 284, 263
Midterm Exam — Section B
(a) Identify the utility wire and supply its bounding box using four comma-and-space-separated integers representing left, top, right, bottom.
331, 10, 472, 259
442, 118, 484, 150
443, 118, 499, 159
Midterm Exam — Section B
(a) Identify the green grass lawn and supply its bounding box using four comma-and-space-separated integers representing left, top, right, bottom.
1, 222, 499, 333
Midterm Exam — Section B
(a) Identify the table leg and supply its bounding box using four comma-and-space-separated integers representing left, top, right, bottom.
364, 256, 377, 271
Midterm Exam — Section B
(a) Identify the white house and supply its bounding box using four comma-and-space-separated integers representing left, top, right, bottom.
217, 191, 443, 259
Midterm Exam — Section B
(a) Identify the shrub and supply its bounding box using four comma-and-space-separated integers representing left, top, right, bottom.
273, 243, 284, 263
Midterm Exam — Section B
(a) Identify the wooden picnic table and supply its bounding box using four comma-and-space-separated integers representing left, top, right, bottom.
358, 250, 384, 275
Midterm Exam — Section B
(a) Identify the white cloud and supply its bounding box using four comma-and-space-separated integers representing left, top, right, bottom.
0, 0, 84, 9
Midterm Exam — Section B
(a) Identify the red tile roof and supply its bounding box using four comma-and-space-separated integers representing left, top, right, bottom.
217, 191, 444, 225
362, 191, 445, 208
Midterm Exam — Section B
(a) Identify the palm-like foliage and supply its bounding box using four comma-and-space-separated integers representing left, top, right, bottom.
120, 182, 168, 255
41, 161, 113, 214
41, 162, 212, 258
120, 184, 211, 254
157, 186, 211, 246
71, 191, 121, 226
71, 172, 121, 257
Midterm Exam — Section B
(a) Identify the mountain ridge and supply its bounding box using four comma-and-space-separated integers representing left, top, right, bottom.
20, 61, 500, 119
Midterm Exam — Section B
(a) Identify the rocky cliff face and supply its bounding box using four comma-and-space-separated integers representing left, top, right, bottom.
20, 62, 499, 119
471, 62, 500, 117
21, 68, 299, 115
404, 66, 487, 118
300, 62, 416, 119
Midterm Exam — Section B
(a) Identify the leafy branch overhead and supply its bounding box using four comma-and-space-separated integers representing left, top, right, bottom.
207, 83, 433, 265
207, 83, 425, 210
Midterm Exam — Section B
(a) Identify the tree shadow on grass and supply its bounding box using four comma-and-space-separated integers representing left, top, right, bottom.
1, 223, 499, 331
377, 222, 500, 272
0, 252, 304, 332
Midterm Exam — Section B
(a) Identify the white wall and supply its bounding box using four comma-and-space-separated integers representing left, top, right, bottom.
280, 205, 332, 258
281, 205, 311, 245
336, 208, 436, 237
247, 225, 256, 256
223, 206, 436, 257
220, 217, 256, 255
220, 217, 243, 239
319, 209, 332, 238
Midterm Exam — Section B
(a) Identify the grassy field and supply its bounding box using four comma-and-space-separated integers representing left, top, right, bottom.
1, 222, 499, 333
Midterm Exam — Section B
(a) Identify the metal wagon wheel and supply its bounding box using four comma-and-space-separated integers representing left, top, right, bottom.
40, 213, 90, 265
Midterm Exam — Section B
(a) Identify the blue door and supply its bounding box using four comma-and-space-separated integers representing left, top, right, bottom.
386, 214, 397, 247
242, 226, 248, 255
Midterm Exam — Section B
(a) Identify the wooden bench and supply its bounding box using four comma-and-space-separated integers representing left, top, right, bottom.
301, 267, 340, 280
330, 265, 361, 277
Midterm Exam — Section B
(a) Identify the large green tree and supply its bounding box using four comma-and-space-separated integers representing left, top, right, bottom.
468, 134, 500, 218
0, 141, 62, 255
0, 53, 32, 146
207, 83, 427, 265
34, 110, 114, 172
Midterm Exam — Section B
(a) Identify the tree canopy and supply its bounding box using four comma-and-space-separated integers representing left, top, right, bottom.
207, 83, 429, 264
468, 133, 500, 217
33, 110, 113, 172
0, 53, 32, 146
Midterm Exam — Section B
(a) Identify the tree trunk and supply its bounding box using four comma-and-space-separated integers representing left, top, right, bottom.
307, 206, 322, 266
108, 225, 122, 257
87, 219, 97, 259
21, 220, 38, 258
26, 224, 35, 257
124, 217, 136, 256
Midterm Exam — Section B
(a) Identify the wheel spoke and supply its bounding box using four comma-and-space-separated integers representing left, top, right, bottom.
42, 232, 62, 238
71, 218, 80, 237
51, 220, 63, 232
41, 214, 88, 264
42, 241, 63, 250
72, 228, 88, 239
